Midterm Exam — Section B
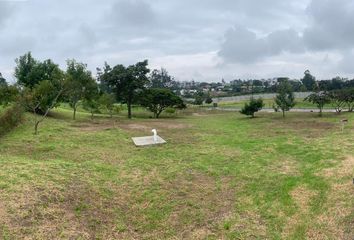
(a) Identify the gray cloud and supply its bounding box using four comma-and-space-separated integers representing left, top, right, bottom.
303, 0, 354, 50
0, 2, 15, 26
109, 0, 156, 27
0, 0, 354, 82
218, 27, 303, 63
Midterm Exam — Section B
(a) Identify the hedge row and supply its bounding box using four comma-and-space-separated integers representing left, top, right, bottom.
0, 104, 24, 137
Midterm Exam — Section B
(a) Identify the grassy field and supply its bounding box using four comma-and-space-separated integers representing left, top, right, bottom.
0, 108, 353, 239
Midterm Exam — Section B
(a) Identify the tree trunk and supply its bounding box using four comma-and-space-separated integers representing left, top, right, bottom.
34, 121, 39, 135
319, 107, 323, 117
73, 106, 77, 120
91, 111, 94, 120
127, 101, 132, 119
282, 110, 285, 118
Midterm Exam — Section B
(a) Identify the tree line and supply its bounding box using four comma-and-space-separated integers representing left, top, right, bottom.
240, 77, 354, 118
0, 52, 186, 134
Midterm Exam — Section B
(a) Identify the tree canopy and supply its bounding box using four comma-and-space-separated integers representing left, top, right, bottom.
100, 60, 150, 119
139, 88, 186, 118
301, 70, 317, 91
274, 80, 296, 117
65, 59, 97, 119
149, 68, 174, 89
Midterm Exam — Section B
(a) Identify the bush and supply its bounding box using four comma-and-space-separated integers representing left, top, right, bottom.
0, 104, 24, 136
240, 98, 264, 118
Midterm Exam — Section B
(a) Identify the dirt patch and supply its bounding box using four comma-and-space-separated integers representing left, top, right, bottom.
120, 121, 192, 131
266, 120, 336, 138
287, 121, 335, 130
2, 180, 134, 239
71, 121, 116, 132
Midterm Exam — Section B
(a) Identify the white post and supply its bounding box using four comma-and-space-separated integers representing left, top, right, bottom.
152, 129, 157, 143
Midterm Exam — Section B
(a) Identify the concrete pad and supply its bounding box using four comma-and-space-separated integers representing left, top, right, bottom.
132, 135, 166, 147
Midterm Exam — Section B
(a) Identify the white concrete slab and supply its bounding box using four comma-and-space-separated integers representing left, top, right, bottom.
132, 135, 166, 147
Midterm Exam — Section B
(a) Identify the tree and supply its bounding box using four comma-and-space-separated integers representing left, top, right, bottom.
194, 91, 205, 105
149, 68, 174, 88
83, 98, 100, 120
98, 93, 116, 117
274, 80, 296, 117
14, 53, 66, 134
343, 88, 354, 112
100, 60, 150, 119
240, 98, 264, 118
15, 52, 60, 89
305, 91, 331, 117
82, 79, 100, 119
328, 90, 346, 113
301, 70, 316, 91
65, 60, 96, 120
22, 79, 65, 134
139, 88, 186, 118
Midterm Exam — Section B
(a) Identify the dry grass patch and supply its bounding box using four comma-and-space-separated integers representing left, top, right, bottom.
1, 180, 132, 239
164, 172, 236, 239
282, 186, 317, 238
309, 155, 354, 239
269, 158, 300, 175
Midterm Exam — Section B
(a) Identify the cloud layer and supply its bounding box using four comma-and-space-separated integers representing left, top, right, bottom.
0, 0, 353, 82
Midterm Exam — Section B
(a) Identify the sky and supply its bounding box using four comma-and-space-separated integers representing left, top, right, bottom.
1, 0, 354, 82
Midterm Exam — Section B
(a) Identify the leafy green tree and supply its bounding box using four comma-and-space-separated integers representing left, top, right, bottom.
343, 88, 354, 112
274, 80, 296, 117
149, 68, 174, 88
0, 85, 19, 106
15, 52, 60, 89
100, 60, 150, 119
65, 60, 96, 120
83, 98, 100, 120
82, 79, 100, 120
301, 70, 317, 91
139, 88, 186, 118
194, 91, 205, 105
328, 90, 346, 113
22, 78, 65, 134
14, 53, 66, 134
240, 98, 264, 118
0, 73, 6, 86
98, 93, 116, 117
305, 91, 331, 116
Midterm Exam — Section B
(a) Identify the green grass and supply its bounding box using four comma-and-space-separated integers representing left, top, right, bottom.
0, 108, 353, 239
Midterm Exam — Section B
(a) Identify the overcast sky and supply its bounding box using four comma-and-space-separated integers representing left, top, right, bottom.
1, 0, 354, 82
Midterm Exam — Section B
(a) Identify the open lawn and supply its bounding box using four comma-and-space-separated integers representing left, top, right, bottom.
0, 109, 353, 239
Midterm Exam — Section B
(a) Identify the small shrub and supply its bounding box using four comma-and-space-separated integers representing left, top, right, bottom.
240, 98, 264, 118
0, 104, 24, 136
165, 107, 176, 115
